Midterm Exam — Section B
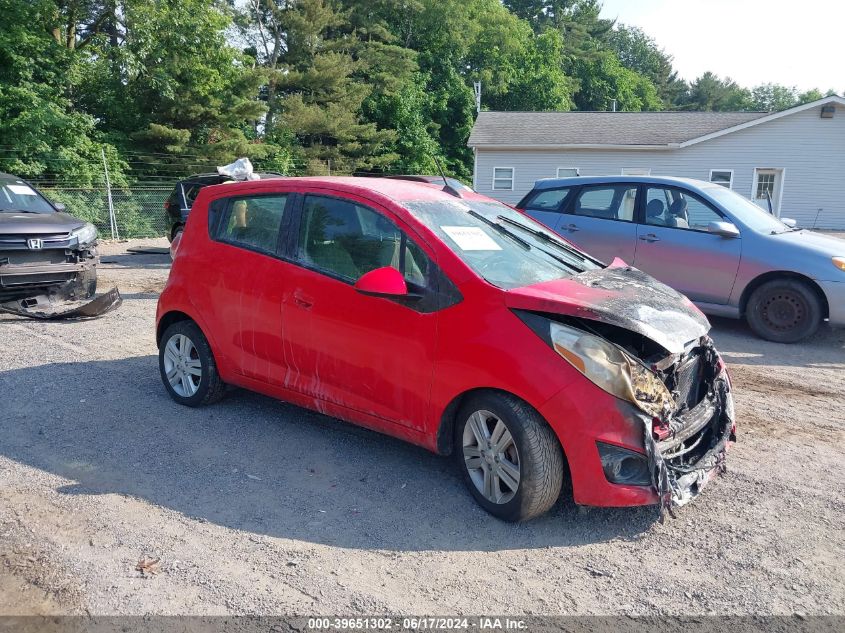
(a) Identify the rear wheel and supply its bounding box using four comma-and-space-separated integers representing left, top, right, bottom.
159, 320, 226, 407
746, 279, 823, 343
455, 392, 563, 522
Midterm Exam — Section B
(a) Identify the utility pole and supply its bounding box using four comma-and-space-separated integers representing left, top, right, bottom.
474, 81, 482, 114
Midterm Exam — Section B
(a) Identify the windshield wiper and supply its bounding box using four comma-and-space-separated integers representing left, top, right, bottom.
0, 209, 41, 214
495, 215, 591, 261
467, 210, 531, 249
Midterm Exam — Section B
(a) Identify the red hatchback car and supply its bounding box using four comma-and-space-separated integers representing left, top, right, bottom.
156, 177, 736, 521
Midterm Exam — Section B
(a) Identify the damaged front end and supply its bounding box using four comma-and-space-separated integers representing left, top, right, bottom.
515, 308, 735, 516
636, 336, 735, 516
0, 237, 121, 319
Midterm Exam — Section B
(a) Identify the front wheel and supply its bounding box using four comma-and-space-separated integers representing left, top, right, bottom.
159, 320, 226, 406
746, 279, 823, 343
455, 392, 563, 522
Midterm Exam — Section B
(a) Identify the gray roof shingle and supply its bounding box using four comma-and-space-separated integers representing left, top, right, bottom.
467, 111, 769, 147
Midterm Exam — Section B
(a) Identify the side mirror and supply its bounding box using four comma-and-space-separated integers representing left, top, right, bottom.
781, 217, 797, 228
53, 202, 66, 212
354, 266, 408, 298
708, 220, 740, 238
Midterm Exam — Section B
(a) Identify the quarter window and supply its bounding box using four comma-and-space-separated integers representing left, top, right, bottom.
572, 185, 637, 221
298, 195, 428, 286
524, 187, 572, 211
492, 168, 514, 190
644, 186, 723, 231
709, 170, 733, 188
213, 194, 287, 254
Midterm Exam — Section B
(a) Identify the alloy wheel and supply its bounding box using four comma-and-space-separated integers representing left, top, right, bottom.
462, 410, 521, 504
163, 333, 202, 397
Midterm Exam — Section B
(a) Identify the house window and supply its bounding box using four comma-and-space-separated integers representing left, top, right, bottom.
621, 168, 651, 176
557, 167, 579, 178
709, 170, 733, 188
493, 167, 514, 190
755, 173, 776, 200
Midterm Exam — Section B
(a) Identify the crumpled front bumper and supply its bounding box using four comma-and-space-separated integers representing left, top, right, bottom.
644, 372, 735, 514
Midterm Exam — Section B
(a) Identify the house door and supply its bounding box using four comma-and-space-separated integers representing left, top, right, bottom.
752, 168, 784, 216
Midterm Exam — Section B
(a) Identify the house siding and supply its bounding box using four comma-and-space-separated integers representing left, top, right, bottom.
473, 103, 845, 229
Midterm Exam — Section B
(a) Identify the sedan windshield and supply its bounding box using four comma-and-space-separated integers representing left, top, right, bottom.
406, 198, 600, 289
706, 186, 793, 234
0, 179, 55, 214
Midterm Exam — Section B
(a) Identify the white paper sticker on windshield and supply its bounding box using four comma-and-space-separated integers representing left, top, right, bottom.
7, 184, 37, 196
441, 226, 502, 251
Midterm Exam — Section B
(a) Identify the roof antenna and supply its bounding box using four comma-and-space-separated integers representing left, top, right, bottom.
433, 156, 462, 198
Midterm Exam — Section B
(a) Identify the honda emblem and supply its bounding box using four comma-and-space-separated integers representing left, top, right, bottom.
27, 238, 43, 250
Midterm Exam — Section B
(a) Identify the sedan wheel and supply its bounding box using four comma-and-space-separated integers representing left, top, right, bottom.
746, 279, 822, 343
455, 392, 564, 522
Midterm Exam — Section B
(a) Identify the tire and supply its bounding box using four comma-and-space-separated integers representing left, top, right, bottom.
454, 392, 563, 522
159, 320, 226, 407
746, 278, 823, 343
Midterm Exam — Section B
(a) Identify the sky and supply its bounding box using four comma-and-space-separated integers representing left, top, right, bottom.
598, 0, 842, 92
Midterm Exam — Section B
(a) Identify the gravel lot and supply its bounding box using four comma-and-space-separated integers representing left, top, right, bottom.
1, 238, 844, 616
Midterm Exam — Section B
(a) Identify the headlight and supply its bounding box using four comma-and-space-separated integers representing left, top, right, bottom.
833, 257, 845, 272
549, 322, 673, 417
71, 223, 97, 247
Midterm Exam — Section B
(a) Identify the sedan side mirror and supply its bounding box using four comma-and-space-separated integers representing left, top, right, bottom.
53, 202, 66, 212
354, 266, 408, 298
708, 220, 740, 238
781, 217, 797, 228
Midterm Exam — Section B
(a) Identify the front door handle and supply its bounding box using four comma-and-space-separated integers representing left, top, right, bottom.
563, 223, 580, 232
639, 233, 660, 243
293, 290, 314, 309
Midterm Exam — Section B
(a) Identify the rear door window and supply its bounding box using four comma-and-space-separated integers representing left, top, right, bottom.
572, 185, 637, 221
212, 194, 288, 254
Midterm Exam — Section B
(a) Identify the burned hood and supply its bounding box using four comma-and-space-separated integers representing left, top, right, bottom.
505, 260, 710, 354
0, 212, 85, 235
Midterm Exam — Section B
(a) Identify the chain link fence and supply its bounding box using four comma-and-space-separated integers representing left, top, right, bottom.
42, 187, 172, 240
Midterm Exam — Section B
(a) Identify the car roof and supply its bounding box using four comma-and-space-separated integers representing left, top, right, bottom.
532, 175, 720, 190
203, 176, 490, 205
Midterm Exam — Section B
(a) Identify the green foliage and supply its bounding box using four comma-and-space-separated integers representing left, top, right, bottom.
0, 0, 125, 184
0, 0, 838, 189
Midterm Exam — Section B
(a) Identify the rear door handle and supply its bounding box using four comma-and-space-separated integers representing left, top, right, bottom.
639, 233, 660, 243
563, 223, 580, 232
293, 290, 314, 309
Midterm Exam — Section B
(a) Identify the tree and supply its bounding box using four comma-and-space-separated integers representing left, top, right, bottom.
0, 0, 125, 184
571, 51, 662, 111
677, 72, 753, 111
608, 24, 686, 107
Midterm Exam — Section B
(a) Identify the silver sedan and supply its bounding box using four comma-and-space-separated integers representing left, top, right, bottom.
517, 176, 845, 342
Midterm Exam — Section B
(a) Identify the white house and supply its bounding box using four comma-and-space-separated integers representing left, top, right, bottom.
468, 96, 845, 229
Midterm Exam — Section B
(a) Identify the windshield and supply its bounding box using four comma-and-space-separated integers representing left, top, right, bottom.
0, 179, 55, 214
706, 186, 792, 234
406, 198, 600, 289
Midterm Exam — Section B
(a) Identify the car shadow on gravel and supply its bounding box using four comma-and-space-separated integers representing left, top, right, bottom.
1, 355, 658, 552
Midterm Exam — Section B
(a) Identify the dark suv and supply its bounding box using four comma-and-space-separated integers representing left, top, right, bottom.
165, 172, 282, 242
0, 172, 98, 304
